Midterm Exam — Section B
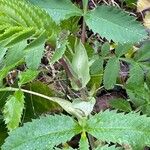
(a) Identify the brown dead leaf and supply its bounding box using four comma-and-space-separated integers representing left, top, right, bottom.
137, 0, 150, 12
144, 12, 150, 29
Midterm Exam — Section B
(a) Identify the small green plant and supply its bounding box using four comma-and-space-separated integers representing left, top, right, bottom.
0, 0, 150, 149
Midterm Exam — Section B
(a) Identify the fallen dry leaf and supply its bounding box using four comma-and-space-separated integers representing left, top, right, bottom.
137, 0, 150, 12
144, 12, 150, 29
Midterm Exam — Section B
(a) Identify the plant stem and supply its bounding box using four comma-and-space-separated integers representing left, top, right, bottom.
81, 0, 88, 44
0, 87, 83, 120
81, 19, 86, 44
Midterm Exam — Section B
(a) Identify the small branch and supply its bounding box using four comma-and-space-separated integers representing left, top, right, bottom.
81, 18, 86, 44
0, 87, 83, 120
81, 0, 88, 44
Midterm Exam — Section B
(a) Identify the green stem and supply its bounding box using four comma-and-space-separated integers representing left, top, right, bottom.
81, 0, 88, 44
82, 0, 88, 14
81, 19, 86, 44
0, 87, 83, 120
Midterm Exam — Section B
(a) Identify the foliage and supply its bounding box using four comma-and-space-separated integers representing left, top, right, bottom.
85, 5, 147, 43
2, 115, 81, 150
3, 90, 25, 131
0, 0, 150, 149
27, 0, 82, 23
103, 56, 120, 90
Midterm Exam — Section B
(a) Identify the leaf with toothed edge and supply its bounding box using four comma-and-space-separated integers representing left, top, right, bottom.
103, 56, 120, 90
27, 0, 82, 23
3, 90, 25, 131
86, 110, 150, 149
2, 114, 82, 150
85, 5, 147, 43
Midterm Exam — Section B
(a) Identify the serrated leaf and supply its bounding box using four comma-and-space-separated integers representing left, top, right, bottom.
89, 57, 103, 88
134, 42, 150, 62
103, 57, 120, 90
25, 31, 46, 70
85, 5, 147, 43
2, 115, 82, 150
126, 83, 150, 115
27, 0, 82, 23
101, 42, 110, 57
126, 63, 144, 87
18, 69, 39, 86
5, 28, 35, 47
109, 98, 132, 112
5, 40, 26, 66
90, 57, 103, 75
3, 90, 25, 131
79, 132, 89, 150
86, 110, 150, 149
0, 0, 58, 41
71, 40, 90, 90
115, 43, 133, 57
50, 31, 69, 64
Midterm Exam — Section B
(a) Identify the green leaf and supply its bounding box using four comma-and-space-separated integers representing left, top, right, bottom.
24, 81, 62, 120
60, 17, 80, 33
115, 43, 133, 57
90, 57, 103, 75
0, 46, 7, 62
126, 63, 144, 87
79, 132, 89, 150
18, 69, 39, 86
103, 57, 120, 90
0, 62, 22, 84
5, 41, 26, 66
88, 74, 103, 89
126, 83, 150, 115
3, 90, 25, 131
50, 31, 69, 64
5, 28, 35, 47
2, 115, 82, 150
82, 0, 89, 12
28, 0, 82, 23
0, 123, 7, 147
86, 110, 150, 149
0, 0, 58, 46
101, 42, 110, 57
109, 98, 132, 112
71, 40, 90, 90
0, 91, 13, 108
134, 42, 150, 62
125, 0, 137, 7
89, 57, 103, 88
0, 66, 13, 83
72, 97, 95, 117
25, 31, 46, 70
85, 5, 147, 43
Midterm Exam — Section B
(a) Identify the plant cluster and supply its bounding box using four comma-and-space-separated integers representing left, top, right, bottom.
0, 0, 150, 149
